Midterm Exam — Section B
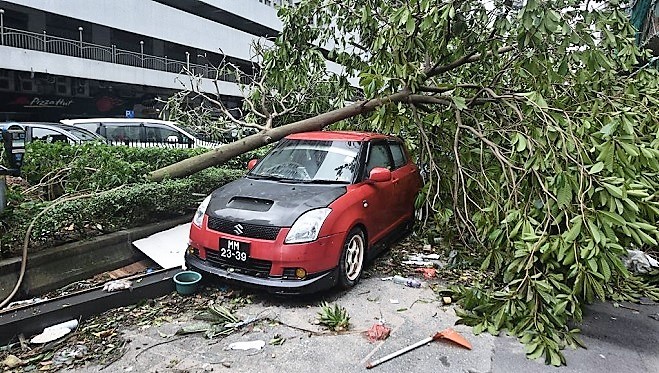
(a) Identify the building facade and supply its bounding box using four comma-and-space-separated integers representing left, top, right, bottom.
0, 0, 292, 121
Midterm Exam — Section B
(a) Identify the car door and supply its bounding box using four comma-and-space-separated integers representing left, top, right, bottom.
362, 140, 397, 241
388, 140, 420, 223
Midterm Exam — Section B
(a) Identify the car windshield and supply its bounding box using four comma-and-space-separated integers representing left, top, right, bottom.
249, 139, 362, 183
64, 127, 101, 142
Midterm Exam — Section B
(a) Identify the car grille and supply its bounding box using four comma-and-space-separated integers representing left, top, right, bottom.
202, 249, 272, 277
206, 216, 281, 240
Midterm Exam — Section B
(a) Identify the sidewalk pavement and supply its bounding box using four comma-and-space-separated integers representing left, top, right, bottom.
75, 276, 659, 373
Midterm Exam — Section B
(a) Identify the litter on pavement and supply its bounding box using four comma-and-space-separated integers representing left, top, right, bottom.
225, 340, 266, 351
132, 223, 191, 269
623, 249, 659, 274
102, 279, 132, 292
365, 323, 391, 342
30, 319, 79, 344
366, 328, 472, 369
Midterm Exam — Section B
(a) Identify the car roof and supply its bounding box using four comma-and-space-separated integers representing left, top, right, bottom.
61, 118, 176, 125
285, 131, 393, 141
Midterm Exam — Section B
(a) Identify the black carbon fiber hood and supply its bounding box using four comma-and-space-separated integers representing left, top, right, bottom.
205, 177, 346, 227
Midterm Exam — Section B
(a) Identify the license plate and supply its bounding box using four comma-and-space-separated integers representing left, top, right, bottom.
219, 238, 250, 262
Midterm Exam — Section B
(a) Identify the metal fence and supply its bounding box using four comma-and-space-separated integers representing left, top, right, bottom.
0, 25, 247, 84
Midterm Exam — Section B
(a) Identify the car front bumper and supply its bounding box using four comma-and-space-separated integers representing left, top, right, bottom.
184, 252, 339, 295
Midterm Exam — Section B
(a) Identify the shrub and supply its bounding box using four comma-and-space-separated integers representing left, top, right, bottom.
0, 142, 248, 257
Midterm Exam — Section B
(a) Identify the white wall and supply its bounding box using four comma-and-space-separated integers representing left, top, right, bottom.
0, 46, 244, 96
7, 0, 277, 62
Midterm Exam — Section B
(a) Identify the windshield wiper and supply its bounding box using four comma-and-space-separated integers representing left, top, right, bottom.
298, 179, 350, 184
247, 174, 285, 181
247, 174, 302, 183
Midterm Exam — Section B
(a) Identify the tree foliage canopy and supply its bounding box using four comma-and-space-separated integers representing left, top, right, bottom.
150, 0, 659, 365
250, 0, 659, 365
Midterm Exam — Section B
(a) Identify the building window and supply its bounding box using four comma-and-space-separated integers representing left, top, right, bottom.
0, 71, 14, 91
56, 77, 71, 95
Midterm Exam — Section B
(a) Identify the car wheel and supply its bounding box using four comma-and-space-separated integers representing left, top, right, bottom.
338, 228, 366, 289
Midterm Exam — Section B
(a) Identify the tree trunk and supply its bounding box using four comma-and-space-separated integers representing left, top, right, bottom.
148, 90, 412, 181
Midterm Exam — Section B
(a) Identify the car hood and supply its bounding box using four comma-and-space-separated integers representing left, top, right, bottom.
206, 177, 347, 227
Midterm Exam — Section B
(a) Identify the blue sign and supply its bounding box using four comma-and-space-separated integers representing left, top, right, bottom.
125, 110, 135, 118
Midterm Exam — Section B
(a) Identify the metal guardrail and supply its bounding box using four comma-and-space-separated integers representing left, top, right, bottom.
0, 23, 247, 84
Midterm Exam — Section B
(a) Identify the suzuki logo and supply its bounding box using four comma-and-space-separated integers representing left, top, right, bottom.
233, 224, 244, 235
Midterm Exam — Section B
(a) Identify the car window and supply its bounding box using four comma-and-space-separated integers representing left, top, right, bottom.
105, 123, 141, 143
73, 122, 100, 134
144, 124, 191, 144
32, 127, 71, 144
366, 142, 393, 174
389, 142, 407, 169
65, 127, 101, 142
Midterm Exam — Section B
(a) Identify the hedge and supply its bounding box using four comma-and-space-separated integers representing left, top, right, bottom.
0, 143, 250, 257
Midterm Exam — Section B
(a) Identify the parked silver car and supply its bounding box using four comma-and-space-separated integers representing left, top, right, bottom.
1, 122, 105, 145
60, 118, 220, 148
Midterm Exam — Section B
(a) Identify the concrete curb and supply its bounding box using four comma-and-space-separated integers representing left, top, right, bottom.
0, 215, 192, 300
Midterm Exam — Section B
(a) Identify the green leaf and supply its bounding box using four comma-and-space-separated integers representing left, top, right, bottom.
452, 96, 467, 110
589, 162, 604, 174
563, 219, 582, 243
602, 183, 623, 198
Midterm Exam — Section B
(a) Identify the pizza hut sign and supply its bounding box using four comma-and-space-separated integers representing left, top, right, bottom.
28, 97, 74, 107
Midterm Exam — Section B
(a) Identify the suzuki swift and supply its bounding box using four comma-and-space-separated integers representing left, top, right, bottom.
185, 131, 421, 294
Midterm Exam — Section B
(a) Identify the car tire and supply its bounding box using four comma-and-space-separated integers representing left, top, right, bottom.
338, 227, 366, 289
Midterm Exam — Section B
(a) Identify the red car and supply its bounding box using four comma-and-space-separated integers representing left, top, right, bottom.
185, 131, 421, 294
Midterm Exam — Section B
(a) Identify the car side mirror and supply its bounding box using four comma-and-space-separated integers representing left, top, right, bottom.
247, 159, 258, 170
369, 167, 391, 182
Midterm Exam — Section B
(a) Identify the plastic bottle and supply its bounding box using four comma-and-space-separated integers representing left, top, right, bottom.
392, 275, 422, 288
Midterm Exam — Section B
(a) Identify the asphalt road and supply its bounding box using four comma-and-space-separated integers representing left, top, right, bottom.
75, 275, 659, 373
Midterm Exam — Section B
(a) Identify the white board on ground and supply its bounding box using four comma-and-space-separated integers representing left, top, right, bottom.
132, 223, 191, 269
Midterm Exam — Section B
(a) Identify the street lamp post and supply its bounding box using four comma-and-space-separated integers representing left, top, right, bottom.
140, 40, 144, 67
0, 9, 5, 46
78, 26, 83, 57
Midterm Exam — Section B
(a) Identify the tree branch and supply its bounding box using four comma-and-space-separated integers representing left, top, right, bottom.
425, 45, 516, 78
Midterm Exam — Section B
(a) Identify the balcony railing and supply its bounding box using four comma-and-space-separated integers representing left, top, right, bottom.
0, 24, 248, 84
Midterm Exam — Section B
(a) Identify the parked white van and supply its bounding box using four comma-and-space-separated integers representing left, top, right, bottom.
60, 118, 221, 148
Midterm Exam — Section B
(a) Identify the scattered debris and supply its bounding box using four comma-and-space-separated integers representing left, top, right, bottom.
442, 297, 452, 305
402, 253, 444, 268
30, 319, 79, 344
366, 328, 472, 369
365, 323, 391, 342
392, 275, 422, 288
268, 334, 286, 346
108, 260, 151, 279
623, 249, 659, 274
4, 297, 47, 310
225, 340, 266, 351
415, 267, 437, 279
52, 344, 88, 367
389, 299, 400, 304
2, 354, 22, 369
102, 279, 132, 292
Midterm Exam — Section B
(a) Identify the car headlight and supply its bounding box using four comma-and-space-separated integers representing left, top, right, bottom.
192, 195, 212, 227
285, 208, 332, 244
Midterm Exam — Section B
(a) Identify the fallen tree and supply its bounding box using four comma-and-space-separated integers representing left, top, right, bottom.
149, 0, 659, 365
